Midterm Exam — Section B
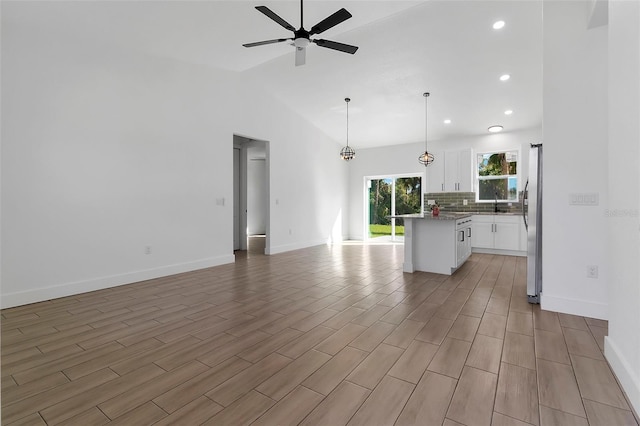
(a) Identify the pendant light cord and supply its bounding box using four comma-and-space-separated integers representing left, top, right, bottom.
345, 97, 350, 147
424, 92, 429, 152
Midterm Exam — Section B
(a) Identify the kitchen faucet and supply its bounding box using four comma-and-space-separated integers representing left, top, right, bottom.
494, 191, 499, 213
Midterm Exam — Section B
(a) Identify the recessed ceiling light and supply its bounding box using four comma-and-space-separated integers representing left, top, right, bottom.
500, 74, 511, 81
444, 119, 452, 124
504, 110, 513, 115
493, 20, 505, 30
488, 125, 504, 133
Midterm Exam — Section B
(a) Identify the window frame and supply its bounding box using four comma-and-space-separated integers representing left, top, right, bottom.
475, 150, 520, 203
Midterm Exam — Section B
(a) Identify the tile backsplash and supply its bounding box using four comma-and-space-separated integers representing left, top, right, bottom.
424, 192, 524, 214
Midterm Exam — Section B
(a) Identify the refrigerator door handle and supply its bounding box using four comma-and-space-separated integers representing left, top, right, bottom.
522, 179, 529, 232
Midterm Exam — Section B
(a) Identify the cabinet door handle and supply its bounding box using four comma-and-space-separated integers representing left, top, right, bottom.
459, 230, 465, 242
442, 183, 444, 191
467, 228, 471, 238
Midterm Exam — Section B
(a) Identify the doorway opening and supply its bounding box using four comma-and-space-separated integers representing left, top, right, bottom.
233, 135, 269, 256
366, 174, 423, 242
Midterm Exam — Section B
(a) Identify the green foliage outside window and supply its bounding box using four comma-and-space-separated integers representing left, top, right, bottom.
477, 151, 518, 201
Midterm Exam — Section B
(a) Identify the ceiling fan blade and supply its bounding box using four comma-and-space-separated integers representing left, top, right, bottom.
313, 39, 359, 54
309, 8, 352, 35
295, 46, 306, 66
255, 6, 296, 31
243, 38, 291, 48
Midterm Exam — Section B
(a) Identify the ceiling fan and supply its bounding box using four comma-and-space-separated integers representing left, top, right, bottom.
243, 0, 358, 66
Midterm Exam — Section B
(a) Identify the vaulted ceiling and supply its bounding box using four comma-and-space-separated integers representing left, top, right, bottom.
3, 0, 543, 148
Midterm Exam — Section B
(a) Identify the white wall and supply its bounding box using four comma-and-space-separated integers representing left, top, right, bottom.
605, 0, 640, 414
0, 14, 348, 308
347, 128, 541, 240
542, 0, 609, 320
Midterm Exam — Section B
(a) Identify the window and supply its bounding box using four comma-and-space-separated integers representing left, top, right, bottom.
476, 151, 518, 202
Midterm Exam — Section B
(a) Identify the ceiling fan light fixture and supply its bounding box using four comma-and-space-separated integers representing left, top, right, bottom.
488, 125, 504, 133
340, 97, 355, 161
418, 92, 435, 166
294, 37, 310, 48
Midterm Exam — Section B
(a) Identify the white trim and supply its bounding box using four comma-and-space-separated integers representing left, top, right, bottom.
541, 293, 608, 320
0, 255, 234, 309
604, 336, 640, 416
472, 248, 525, 257
265, 240, 326, 255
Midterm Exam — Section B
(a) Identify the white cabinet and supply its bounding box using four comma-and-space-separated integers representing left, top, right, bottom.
472, 215, 524, 254
472, 218, 495, 249
520, 216, 528, 252
456, 218, 473, 267
403, 216, 472, 275
425, 150, 445, 193
445, 149, 473, 192
426, 149, 472, 193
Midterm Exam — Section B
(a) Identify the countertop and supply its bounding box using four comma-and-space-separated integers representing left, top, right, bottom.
390, 211, 523, 220
389, 213, 473, 221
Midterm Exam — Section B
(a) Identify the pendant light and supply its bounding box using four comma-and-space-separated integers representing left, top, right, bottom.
418, 92, 434, 166
340, 97, 356, 161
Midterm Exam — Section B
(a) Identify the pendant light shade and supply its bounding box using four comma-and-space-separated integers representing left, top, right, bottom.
340, 97, 355, 161
418, 92, 434, 166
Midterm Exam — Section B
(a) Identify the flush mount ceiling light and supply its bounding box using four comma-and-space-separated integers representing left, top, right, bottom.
500, 74, 511, 81
504, 110, 513, 115
418, 92, 435, 166
493, 20, 505, 29
340, 97, 355, 161
488, 125, 504, 133
444, 119, 452, 124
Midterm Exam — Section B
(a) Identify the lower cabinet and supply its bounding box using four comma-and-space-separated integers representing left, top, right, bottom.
456, 221, 473, 267
472, 215, 524, 254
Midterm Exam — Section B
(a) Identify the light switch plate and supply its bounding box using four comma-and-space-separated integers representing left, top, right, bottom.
569, 193, 599, 206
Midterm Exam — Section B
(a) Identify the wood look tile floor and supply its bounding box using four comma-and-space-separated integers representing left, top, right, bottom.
2, 241, 639, 425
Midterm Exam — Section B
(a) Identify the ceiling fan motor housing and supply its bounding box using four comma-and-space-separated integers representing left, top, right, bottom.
294, 29, 311, 48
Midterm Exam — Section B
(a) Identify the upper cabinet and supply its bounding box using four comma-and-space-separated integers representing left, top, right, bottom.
425, 150, 445, 193
426, 149, 472, 193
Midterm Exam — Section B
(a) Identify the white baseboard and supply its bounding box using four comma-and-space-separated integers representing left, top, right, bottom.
472, 248, 526, 257
605, 336, 640, 416
541, 293, 608, 320
1, 255, 235, 309
266, 239, 326, 255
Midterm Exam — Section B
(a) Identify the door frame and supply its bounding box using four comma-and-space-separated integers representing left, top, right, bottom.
233, 134, 270, 254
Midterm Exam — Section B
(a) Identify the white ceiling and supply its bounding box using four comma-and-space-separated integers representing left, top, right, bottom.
3, 0, 543, 149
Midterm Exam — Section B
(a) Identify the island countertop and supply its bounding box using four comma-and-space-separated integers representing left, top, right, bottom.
389, 212, 473, 221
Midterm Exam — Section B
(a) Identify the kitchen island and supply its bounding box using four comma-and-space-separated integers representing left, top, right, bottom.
394, 213, 473, 275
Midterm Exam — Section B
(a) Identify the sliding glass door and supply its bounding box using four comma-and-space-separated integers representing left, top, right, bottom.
367, 175, 423, 242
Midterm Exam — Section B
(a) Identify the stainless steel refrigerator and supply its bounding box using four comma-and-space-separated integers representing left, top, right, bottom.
523, 143, 542, 303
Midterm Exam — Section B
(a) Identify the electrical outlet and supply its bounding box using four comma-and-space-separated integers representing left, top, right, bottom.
145, 246, 152, 255
427, 199, 435, 205
463, 199, 468, 206
587, 265, 598, 278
